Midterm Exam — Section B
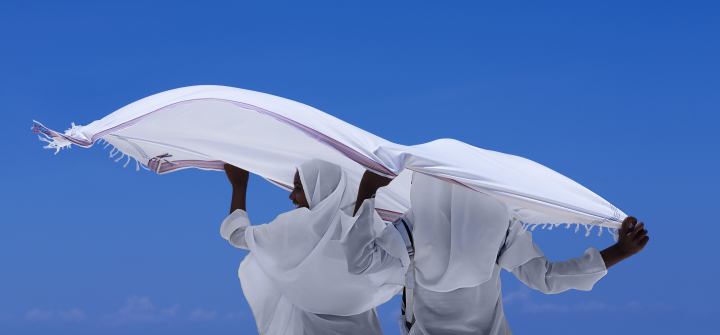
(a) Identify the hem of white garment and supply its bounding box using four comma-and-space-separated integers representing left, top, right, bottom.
220, 209, 249, 240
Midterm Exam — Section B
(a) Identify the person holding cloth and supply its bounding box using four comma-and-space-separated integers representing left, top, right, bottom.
343, 170, 649, 335
221, 160, 403, 335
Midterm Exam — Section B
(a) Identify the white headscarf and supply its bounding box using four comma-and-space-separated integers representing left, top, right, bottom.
298, 159, 350, 210
408, 172, 513, 292
242, 159, 401, 316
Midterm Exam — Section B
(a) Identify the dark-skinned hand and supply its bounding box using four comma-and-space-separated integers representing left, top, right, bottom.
599, 216, 650, 268
224, 163, 249, 187
617, 216, 649, 256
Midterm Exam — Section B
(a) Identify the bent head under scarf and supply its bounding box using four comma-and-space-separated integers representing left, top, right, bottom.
241, 159, 400, 316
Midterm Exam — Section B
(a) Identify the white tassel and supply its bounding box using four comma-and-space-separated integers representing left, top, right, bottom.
109, 147, 118, 158
123, 155, 131, 168
103, 141, 111, 149
510, 221, 615, 240
37, 135, 72, 154
65, 122, 81, 136
114, 153, 125, 163
520, 222, 529, 233
136, 159, 140, 171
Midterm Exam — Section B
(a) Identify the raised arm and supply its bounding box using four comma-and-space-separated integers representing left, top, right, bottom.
599, 216, 649, 269
342, 170, 406, 276
353, 170, 393, 216
220, 163, 252, 250
224, 163, 250, 214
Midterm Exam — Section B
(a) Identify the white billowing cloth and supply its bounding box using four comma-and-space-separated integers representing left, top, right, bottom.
220, 159, 401, 334
34, 85, 625, 233
342, 173, 608, 334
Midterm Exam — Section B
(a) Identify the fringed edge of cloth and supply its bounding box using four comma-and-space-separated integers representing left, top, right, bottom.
521, 222, 620, 241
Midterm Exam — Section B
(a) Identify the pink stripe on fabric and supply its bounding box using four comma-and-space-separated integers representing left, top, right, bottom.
40, 98, 396, 177
376, 208, 402, 222
154, 160, 226, 174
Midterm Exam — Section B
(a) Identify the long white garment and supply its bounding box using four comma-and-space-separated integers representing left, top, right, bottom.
34, 85, 625, 234
220, 159, 400, 335
237, 247, 384, 335
341, 173, 608, 334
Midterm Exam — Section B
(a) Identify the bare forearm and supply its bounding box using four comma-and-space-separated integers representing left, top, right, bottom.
599, 244, 630, 269
229, 181, 248, 214
224, 163, 250, 214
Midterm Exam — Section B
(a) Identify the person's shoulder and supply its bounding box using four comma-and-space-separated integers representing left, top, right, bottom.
273, 207, 310, 222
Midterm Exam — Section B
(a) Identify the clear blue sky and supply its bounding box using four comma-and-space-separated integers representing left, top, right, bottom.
2, 1, 718, 334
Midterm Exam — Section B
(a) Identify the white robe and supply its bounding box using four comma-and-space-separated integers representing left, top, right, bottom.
222, 210, 384, 335
341, 173, 608, 335
221, 160, 402, 335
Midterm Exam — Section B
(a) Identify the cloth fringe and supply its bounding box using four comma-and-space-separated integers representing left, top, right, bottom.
32, 121, 72, 154
521, 221, 614, 239
34, 121, 153, 172
34, 121, 622, 238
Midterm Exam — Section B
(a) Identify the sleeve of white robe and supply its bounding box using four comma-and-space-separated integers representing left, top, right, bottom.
498, 219, 608, 294
341, 199, 407, 275
220, 209, 251, 250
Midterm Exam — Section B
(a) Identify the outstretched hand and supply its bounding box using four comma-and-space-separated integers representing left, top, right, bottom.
617, 216, 649, 256
599, 216, 650, 269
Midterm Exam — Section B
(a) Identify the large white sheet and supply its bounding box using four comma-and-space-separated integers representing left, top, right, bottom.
33, 85, 624, 235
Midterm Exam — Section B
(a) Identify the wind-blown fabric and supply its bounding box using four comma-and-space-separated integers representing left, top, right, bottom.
33, 85, 625, 234
239, 159, 401, 318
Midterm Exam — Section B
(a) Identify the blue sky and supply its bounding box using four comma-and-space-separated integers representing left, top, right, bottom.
2, 1, 718, 334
